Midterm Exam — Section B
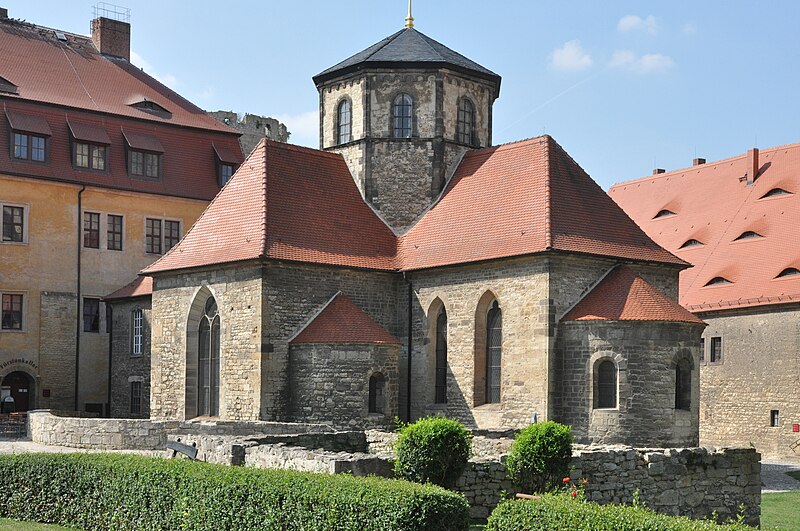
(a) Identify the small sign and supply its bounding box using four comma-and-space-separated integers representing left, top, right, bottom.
793, 423, 799, 433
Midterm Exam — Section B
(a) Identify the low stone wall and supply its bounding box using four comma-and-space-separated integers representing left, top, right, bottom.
364, 429, 513, 459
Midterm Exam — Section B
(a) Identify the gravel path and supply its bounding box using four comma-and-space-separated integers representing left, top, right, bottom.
761, 458, 800, 493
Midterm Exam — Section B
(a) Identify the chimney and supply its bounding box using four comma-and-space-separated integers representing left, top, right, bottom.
692, 158, 706, 166
91, 17, 130, 61
653, 168, 666, 175
746, 148, 759, 184
0, 8, 8, 19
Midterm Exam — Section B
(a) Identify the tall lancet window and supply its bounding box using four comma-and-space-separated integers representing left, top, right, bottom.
392, 93, 413, 138
198, 296, 220, 416
337, 99, 352, 144
434, 308, 448, 404
456, 97, 475, 145
485, 300, 502, 404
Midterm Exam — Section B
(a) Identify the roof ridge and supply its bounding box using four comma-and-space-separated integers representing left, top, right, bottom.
414, 29, 446, 61
267, 140, 345, 159
543, 136, 553, 250
260, 138, 269, 258
287, 291, 343, 343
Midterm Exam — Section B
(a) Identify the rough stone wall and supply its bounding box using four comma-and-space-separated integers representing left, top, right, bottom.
207, 111, 289, 157
37, 291, 77, 410
408, 256, 550, 430
109, 297, 151, 418
320, 77, 366, 149
261, 261, 403, 421
698, 304, 800, 457
558, 321, 702, 447
288, 343, 399, 429
441, 71, 494, 147
368, 72, 437, 138
149, 264, 263, 421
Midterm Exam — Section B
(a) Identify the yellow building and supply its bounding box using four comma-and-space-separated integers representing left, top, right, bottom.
0, 9, 243, 413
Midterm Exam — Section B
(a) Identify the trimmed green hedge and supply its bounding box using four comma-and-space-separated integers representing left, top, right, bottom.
394, 416, 472, 488
0, 453, 469, 531
486, 495, 756, 531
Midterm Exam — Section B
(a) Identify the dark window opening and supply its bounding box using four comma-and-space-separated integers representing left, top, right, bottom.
485, 300, 502, 404
653, 209, 676, 219
83, 298, 100, 333
770, 410, 780, 427
219, 163, 234, 186
368, 373, 385, 414
733, 231, 763, 241
456, 97, 475, 145
700, 338, 705, 363
434, 308, 447, 404
1, 294, 23, 330
776, 268, 800, 279
337, 99, 352, 144
760, 188, 792, 199
392, 93, 413, 138
679, 239, 703, 249
2, 205, 24, 243
675, 362, 691, 410
596, 360, 617, 409
704, 276, 732, 287
709, 336, 722, 364
145, 218, 162, 254
130, 381, 142, 415
107, 214, 123, 251
83, 212, 100, 249
198, 296, 220, 417
164, 220, 181, 252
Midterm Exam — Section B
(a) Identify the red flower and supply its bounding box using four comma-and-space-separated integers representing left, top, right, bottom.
571, 491, 577, 498
562, 477, 571, 483
583, 479, 588, 485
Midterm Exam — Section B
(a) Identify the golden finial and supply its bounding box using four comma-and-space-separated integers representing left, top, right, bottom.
405, 0, 414, 28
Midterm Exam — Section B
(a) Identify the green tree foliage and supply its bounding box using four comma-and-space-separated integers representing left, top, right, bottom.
394, 416, 472, 488
505, 421, 573, 493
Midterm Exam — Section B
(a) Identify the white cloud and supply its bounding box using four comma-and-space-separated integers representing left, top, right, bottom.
130, 50, 180, 89
274, 110, 319, 147
550, 40, 593, 71
609, 50, 674, 74
617, 15, 657, 34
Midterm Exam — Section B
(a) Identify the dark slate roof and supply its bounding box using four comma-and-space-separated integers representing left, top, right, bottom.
313, 28, 501, 93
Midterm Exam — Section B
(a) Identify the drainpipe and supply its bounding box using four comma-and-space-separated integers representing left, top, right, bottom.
106, 303, 112, 417
75, 185, 85, 412
403, 272, 413, 423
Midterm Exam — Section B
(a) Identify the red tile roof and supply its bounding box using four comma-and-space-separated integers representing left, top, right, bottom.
104, 276, 152, 300
142, 140, 398, 274
609, 143, 800, 311
400, 136, 685, 270
562, 266, 704, 323
290, 292, 401, 345
0, 19, 233, 133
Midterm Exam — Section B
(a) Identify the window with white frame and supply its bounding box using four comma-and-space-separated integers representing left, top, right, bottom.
132, 308, 143, 357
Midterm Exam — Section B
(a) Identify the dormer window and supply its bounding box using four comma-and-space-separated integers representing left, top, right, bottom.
456, 97, 475, 145
653, 209, 676, 219
337, 99, 352, 145
123, 130, 164, 180
68, 120, 111, 172
6, 110, 51, 163
679, 239, 703, 249
392, 93, 413, 138
213, 144, 241, 187
130, 99, 171, 118
0, 75, 17, 95
733, 231, 763, 241
760, 188, 792, 199
704, 276, 733, 287
776, 268, 800, 279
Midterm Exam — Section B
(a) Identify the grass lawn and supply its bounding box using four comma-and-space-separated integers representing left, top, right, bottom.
0, 520, 74, 531
761, 490, 800, 531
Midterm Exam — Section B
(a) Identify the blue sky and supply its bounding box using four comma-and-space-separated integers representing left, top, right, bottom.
8, 1, 800, 189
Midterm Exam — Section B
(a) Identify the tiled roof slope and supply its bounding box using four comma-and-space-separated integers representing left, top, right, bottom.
104, 276, 152, 300
142, 140, 398, 273
0, 18, 234, 132
290, 292, 401, 345
400, 136, 686, 270
562, 266, 703, 323
313, 28, 501, 91
609, 143, 800, 311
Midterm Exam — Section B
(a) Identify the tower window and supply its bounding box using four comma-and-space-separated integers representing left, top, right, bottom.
368, 373, 385, 414
456, 97, 475, 145
337, 99, 352, 144
392, 93, 413, 138
675, 361, 691, 410
434, 308, 447, 404
485, 300, 502, 404
595, 359, 617, 409
770, 410, 780, 427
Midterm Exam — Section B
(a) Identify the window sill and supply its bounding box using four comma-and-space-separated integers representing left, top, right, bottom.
592, 407, 620, 412
0, 329, 26, 334
0, 241, 28, 246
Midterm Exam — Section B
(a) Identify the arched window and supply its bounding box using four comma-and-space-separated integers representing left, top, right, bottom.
675, 361, 691, 410
456, 97, 475, 145
392, 93, 413, 138
485, 300, 502, 404
595, 360, 616, 409
434, 308, 447, 404
337, 99, 352, 144
197, 296, 220, 417
368, 372, 385, 414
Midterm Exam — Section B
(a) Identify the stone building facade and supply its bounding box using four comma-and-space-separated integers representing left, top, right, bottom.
207, 111, 289, 157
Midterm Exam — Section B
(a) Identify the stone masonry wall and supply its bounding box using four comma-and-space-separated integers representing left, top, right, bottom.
699, 304, 800, 458
37, 291, 77, 410
109, 297, 151, 418
207, 111, 289, 157
441, 72, 494, 147
558, 321, 702, 447
150, 264, 263, 421
289, 343, 399, 429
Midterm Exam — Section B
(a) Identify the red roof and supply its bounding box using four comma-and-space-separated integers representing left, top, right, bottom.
142, 140, 398, 274
562, 266, 704, 323
104, 276, 152, 300
290, 292, 401, 345
400, 136, 685, 270
609, 143, 800, 311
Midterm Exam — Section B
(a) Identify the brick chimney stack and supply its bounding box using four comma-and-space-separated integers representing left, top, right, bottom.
746, 148, 759, 184
653, 168, 666, 175
91, 17, 130, 61
0, 8, 8, 19
693, 158, 706, 166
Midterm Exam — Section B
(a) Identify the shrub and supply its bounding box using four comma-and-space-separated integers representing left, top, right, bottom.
0, 453, 470, 531
486, 495, 756, 530
505, 421, 573, 493
394, 416, 472, 488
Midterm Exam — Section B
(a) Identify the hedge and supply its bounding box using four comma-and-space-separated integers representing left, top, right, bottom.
486, 495, 756, 531
0, 453, 469, 531
394, 416, 472, 488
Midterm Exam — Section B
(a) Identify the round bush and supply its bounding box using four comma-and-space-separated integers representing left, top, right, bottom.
393, 416, 472, 488
505, 421, 573, 494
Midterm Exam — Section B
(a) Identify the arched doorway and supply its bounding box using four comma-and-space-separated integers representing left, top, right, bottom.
1, 371, 33, 412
